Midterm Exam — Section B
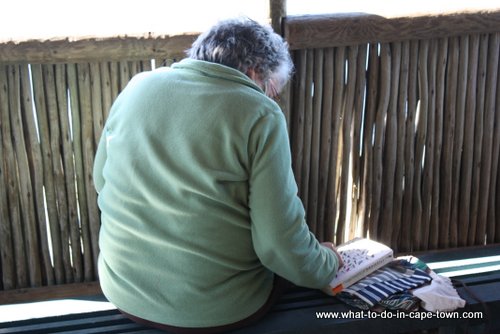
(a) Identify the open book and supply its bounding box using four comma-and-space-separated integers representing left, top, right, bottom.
323, 238, 394, 296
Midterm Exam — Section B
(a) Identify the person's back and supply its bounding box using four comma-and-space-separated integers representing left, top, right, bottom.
94, 18, 342, 333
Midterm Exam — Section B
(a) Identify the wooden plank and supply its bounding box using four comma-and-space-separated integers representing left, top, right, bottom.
140, 59, 152, 72
421, 39, 438, 250
7, 65, 41, 287
449, 36, 469, 248
360, 44, 379, 239
415, 38, 430, 249
90, 62, 104, 149
412, 40, 429, 251
429, 38, 448, 250
371, 44, 391, 240
55, 63, 80, 284
496, 53, 500, 244
390, 41, 410, 250
46, 70, 68, 280
290, 49, 306, 197
19, 64, 55, 287
0, 311, 133, 333
43, 64, 73, 284
400, 40, 419, 252
31, 64, 65, 284
99, 62, 113, 121
458, 35, 480, 247
337, 45, 358, 243
109, 61, 120, 102
2, 66, 29, 289
68, 64, 93, 282
497, 75, 500, 244
409, 242, 500, 260
316, 48, 334, 242
119, 61, 130, 91
458, 272, 500, 286
284, 10, 500, 50
479, 33, 499, 244
468, 34, 489, 245
77, 63, 100, 279
379, 42, 401, 245
440, 37, 459, 248
307, 48, 323, 237
490, 34, 500, 241
270, 0, 287, 35
0, 282, 101, 305
324, 46, 345, 244
0, 34, 197, 64
0, 65, 16, 290
55, 323, 151, 334
277, 80, 292, 133
128, 61, 140, 78
300, 49, 314, 218
349, 44, 367, 240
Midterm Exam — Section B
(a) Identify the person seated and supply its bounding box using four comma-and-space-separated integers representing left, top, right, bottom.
93, 17, 342, 334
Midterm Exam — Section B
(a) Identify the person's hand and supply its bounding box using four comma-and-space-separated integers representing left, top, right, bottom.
321, 242, 344, 269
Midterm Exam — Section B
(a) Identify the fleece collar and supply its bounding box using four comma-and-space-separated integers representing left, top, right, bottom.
171, 58, 265, 95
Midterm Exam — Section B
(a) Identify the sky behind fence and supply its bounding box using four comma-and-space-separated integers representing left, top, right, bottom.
1, 1, 498, 42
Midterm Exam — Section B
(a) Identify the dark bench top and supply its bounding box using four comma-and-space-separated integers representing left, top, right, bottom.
1, 244, 499, 334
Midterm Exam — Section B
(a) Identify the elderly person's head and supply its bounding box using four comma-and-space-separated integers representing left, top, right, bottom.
187, 17, 293, 98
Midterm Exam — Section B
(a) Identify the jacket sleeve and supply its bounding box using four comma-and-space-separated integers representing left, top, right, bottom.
248, 111, 340, 288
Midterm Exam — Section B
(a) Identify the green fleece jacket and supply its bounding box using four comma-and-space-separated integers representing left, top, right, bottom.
93, 59, 339, 327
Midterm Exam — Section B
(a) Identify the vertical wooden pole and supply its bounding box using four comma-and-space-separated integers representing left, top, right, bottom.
317, 48, 334, 242
270, 0, 292, 132
458, 35, 479, 247
391, 41, 410, 250
0, 65, 18, 289
32, 64, 65, 284
270, 0, 286, 35
68, 64, 93, 282
362, 44, 380, 241
20, 64, 55, 286
380, 42, 401, 246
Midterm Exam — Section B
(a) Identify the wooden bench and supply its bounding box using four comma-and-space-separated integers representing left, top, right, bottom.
1, 245, 499, 334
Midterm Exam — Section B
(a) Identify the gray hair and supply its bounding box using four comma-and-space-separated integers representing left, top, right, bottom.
187, 17, 294, 95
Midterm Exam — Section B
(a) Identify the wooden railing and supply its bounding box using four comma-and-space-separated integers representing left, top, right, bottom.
0, 9, 499, 296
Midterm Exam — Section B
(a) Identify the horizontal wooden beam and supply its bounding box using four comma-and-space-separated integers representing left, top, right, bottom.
284, 9, 500, 49
0, 34, 198, 64
0, 282, 102, 305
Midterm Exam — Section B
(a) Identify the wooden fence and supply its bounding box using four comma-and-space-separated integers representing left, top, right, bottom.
284, 11, 500, 252
0, 35, 196, 291
0, 10, 499, 293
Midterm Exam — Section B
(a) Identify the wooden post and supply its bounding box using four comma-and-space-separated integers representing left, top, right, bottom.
269, 0, 292, 133
270, 0, 286, 35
